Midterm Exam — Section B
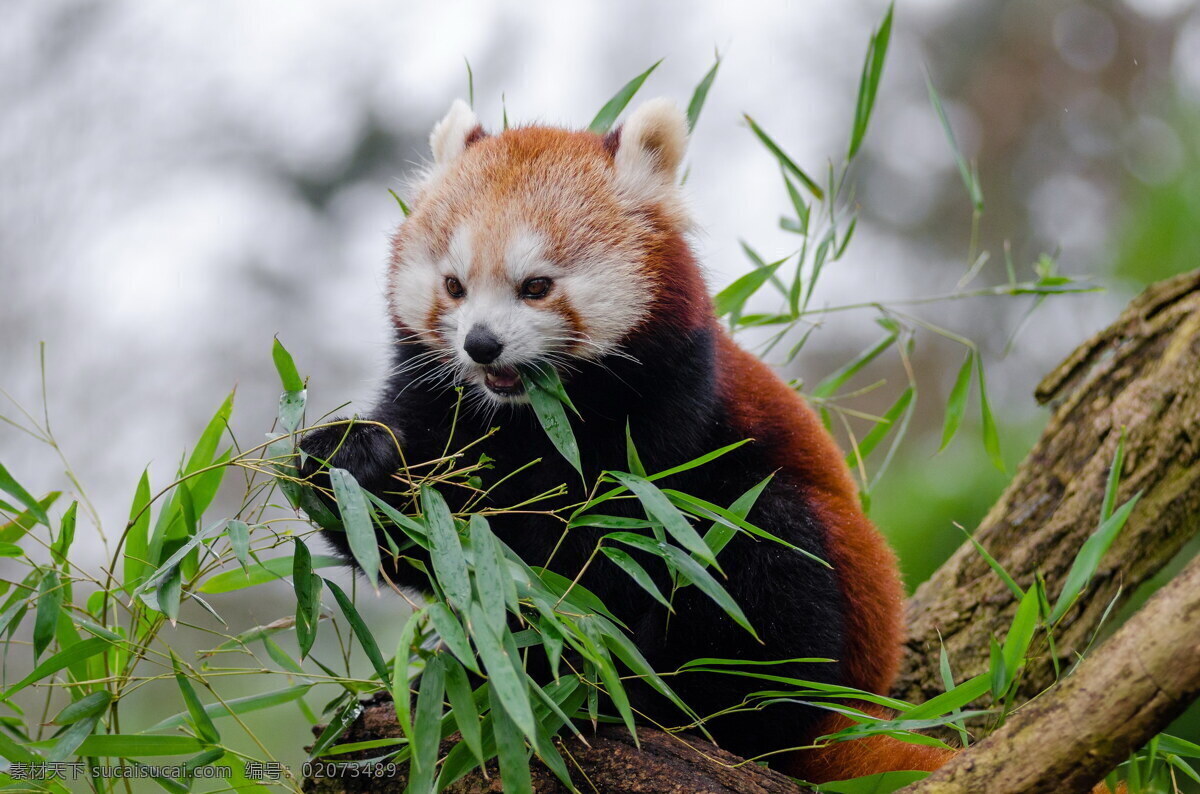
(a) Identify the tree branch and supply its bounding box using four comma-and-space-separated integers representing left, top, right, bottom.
897, 269, 1200, 703
901, 551, 1200, 793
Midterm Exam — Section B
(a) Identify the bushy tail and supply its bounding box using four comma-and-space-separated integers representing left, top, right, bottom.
781, 712, 951, 784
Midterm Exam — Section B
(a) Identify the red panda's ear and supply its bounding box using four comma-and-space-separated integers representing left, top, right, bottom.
614, 98, 688, 185
430, 99, 483, 167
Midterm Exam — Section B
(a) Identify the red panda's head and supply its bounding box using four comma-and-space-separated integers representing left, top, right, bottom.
387, 98, 700, 403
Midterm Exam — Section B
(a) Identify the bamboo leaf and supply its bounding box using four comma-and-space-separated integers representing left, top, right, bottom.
1050, 491, 1142, 623
421, 486, 472, 609
53, 690, 112, 725
811, 333, 898, 399
938, 350, 974, 452
293, 538, 323, 659
609, 471, 716, 569
409, 653, 446, 793
588, 60, 663, 134
272, 338, 305, 393
600, 547, 672, 611
33, 570, 62, 659
976, 357, 1004, 472
522, 368, 582, 476
1, 637, 110, 701
847, 3, 894, 160
686, 52, 721, 132
172, 652, 220, 744
329, 468, 381, 590
713, 257, 787, 319
443, 655, 484, 766
324, 579, 392, 688
197, 553, 342, 594
0, 460, 50, 526
744, 114, 823, 199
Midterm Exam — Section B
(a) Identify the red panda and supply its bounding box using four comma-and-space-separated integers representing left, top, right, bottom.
301, 98, 952, 783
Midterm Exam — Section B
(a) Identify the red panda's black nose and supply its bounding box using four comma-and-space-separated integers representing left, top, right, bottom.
464, 325, 504, 364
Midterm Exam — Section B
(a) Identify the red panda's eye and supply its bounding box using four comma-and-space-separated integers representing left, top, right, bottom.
445, 276, 465, 298
520, 277, 552, 299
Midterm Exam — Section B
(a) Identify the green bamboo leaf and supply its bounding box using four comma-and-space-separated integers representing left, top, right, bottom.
656, 543, 756, 639
293, 538, 322, 659
409, 654, 446, 793
744, 114, 823, 199
1050, 492, 1142, 624
609, 471, 716, 569
172, 652, 220, 744
329, 468, 381, 590
427, 602, 478, 674
197, 553, 343, 594
421, 485, 472, 609
938, 350, 974, 452
1100, 428, 1127, 524
469, 515, 508, 634
1001, 587, 1039, 676
645, 439, 752, 483
925, 71, 984, 212
810, 332, 898, 399
847, 3, 894, 160
308, 700, 363, 759
588, 60, 663, 134
686, 52, 721, 132
521, 369, 582, 475
47, 713, 101, 762
845, 386, 915, 470
960, 528, 1023, 601
569, 514, 657, 531
0, 460, 50, 526
364, 491, 429, 546
468, 602, 536, 744
33, 570, 62, 659
225, 519, 251, 571
387, 188, 410, 217
701, 474, 773, 562
901, 673, 990, 720
52, 501, 77, 566
324, 579, 391, 688
625, 421, 647, 477
53, 690, 112, 725
989, 635, 1007, 699
155, 566, 182, 625
75, 734, 204, 757
741, 239, 790, 296
488, 685, 534, 794
976, 358, 1004, 472
0, 491, 60, 543
124, 469, 153, 589
443, 655, 484, 766
713, 257, 787, 318
136, 519, 226, 598
272, 338, 305, 393
147, 685, 312, 733
1, 637, 109, 701
600, 547, 672, 611
262, 636, 305, 675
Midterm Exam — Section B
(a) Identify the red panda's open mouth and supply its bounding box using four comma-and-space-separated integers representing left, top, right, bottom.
483, 366, 524, 396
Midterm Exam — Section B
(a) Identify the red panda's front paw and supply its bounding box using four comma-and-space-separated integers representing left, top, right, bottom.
298, 419, 403, 495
